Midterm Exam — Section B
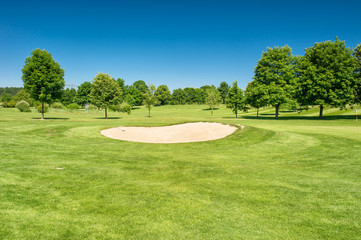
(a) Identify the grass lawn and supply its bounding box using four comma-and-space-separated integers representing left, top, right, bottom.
0, 105, 360, 239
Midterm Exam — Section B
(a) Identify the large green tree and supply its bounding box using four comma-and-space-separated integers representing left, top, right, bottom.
172, 88, 186, 104
218, 81, 230, 104
133, 80, 148, 93
89, 73, 122, 119
155, 85, 171, 105
226, 80, 244, 118
205, 87, 222, 117
22, 48, 65, 119
298, 38, 357, 118
252, 45, 297, 119
143, 84, 157, 117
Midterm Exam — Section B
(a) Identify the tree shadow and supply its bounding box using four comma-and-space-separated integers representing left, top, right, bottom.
32, 117, 69, 120
202, 108, 219, 111
93, 117, 121, 119
241, 115, 356, 121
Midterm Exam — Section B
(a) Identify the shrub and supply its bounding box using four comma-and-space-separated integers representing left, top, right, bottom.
52, 102, 64, 109
120, 102, 132, 115
0, 102, 4, 108
109, 104, 121, 112
6, 100, 16, 108
87, 104, 97, 111
16, 100, 31, 112
37, 103, 49, 113
67, 103, 80, 111
32, 100, 41, 108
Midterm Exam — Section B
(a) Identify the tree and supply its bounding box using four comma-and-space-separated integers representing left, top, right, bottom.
61, 88, 77, 106
89, 73, 122, 119
205, 87, 221, 117
133, 80, 148, 93
245, 82, 269, 117
22, 48, 65, 119
155, 85, 171, 105
13, 89, 33, 106
218, 81, 230, 104
75, 81, 92, 106
354, 44, 361, 103
252, 45, 297, 119
298, 38, 357, 118
172, 88, 186, 104
226, 80, 244, 118
143, 84, 157, 117
124, 86, 143, 106
184, 87, 197, 104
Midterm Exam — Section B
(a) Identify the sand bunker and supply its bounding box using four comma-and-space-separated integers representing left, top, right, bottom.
101, 122, 239, 143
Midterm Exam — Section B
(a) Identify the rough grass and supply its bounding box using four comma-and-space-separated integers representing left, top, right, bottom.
0, 105, 360, 239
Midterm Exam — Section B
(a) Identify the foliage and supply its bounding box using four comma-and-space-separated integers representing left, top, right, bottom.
171, 88, 187, 105
89, 73, 122, 119
133, 80, 148, 93
52, 102, 64, 109
22, 48, 65, 119
298, 38, 357, 118
0, 93, 13, 103
143, 84, 157, 117
155, 85, 171, 105
0, 102, 3, 108
67, 103, 80, 111
205, 87, 222, 117
226, 80, 245, 118
251, 45, 298, 118
120, 102, 132, 115
37, 103, 49, 113
61, 88, 77, 106
218, 81, 230, 104
13, 90, 33, 106
75, 81, 92, 106
87, 104, 98, 111
245, 82, 269, 117
124, 86, 143, 106
0, 87, 23, 96
354, 44, 361, 103
15, 100, 31, 112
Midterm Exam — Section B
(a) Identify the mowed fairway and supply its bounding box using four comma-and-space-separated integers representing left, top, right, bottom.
0, 105, 361, 239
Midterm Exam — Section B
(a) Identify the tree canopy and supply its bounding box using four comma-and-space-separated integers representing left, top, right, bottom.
298, 38, 357, 118
205, 87, 221, 117
89, 73, 122, 119
226, 80, 245, 118
22, 48, 65, 119
218, 81, 230, 104
155, 85, 171, 105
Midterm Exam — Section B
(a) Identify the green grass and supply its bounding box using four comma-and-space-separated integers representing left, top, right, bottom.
0, 105, 360, 239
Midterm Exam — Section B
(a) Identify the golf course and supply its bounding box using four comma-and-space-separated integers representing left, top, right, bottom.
1, 105, 360, 239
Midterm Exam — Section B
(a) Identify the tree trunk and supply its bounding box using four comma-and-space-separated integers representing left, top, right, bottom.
275, 104, 279, 119
211, 107, 213, 118
105, 107, 107, 119
235, 110, 238, 118
257, 108, 259, 118
148, 107, 150, 117
41, 101, 45, 120
319, 104, 323, 119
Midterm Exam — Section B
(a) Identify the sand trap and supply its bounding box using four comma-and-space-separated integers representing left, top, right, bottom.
101, 122, 239, 143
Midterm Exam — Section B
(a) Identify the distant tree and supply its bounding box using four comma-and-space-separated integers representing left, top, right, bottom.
172, 88, 187, 104
22, 48, 65, 119
252, 45, 297, 119
89, 73, 122, 119
0, 87, 23, 96
13, 89, 33, 106
143, 84, 157, 117
245, 82, 269, 117
226, 80, 245, 118
184, 87, 197, 104
218, 81, 230, 104
124, 86, 143, 106
116, 78, 125, 91
298, 38, 357, 118
195, 88, 206, 104
75, 81, 92, 106
133, 80, 148, 93
354, 44, 361, 103
61, 88, 77, 106
1, 93, 13, 103
205, 87, 222, 117
155, 85, 171, 105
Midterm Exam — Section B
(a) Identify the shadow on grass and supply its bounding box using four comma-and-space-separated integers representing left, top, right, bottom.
32, 117, 69, 120
94, 117, 121, 119
240, 115, 356, 121
202, 108, 219, 111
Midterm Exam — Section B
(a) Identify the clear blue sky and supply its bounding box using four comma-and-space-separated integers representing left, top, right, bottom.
1, 0, 360, 90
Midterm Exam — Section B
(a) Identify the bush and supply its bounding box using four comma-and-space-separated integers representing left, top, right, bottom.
67, 103, 80, 111
87, 104, 97, 111
120, 102, 132, 115
0, 102, 4, 108
109, 104, 121, 112
16, 100, 31, 112
52, 102, 64, 109
32, 100, 41, 108
6, 100, 16, 108
37, 103, 49, 113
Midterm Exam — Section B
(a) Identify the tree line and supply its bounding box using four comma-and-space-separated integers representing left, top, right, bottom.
2, 37, 361, 119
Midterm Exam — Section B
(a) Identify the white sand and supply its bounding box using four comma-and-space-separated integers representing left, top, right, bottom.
101, 122, 239, 143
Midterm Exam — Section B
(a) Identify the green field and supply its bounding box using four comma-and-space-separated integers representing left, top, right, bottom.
1, 105, 360, 239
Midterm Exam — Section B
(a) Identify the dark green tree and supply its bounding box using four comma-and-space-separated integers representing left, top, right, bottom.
245, 82, 269, 117
218, 81, 230, 104
124, 86, 143, 106
252, 45, 297, 119
76, 81, 92, 106
226, 80, 245, 118
89, 73, 122, 119
298, 38, 357, 118
354, 44, 361, 103
13, 89, 33, 105
133, 80, 148, 93
184, 87, 197, 104
22, 48, 65, 119
61, 88, 77, 106
172, 88, 187, 104
155, 85, 171, 105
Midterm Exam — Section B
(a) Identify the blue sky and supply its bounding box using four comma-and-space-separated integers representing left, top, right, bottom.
1, 0, 360, 90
